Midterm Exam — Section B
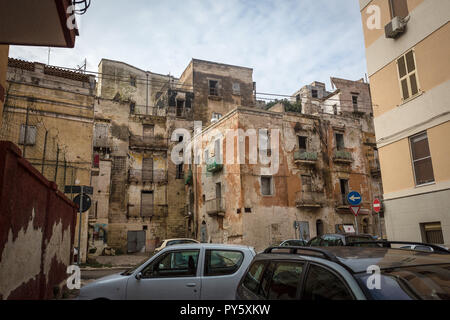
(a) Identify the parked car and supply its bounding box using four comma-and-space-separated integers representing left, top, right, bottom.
78, 244, 256, 300
280, 239, 308, 247
236, 246, 450, 300
154, 238, 200, 253
307, 233, 376, 247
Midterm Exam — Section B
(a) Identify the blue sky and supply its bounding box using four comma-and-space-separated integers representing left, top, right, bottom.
9, 0, 368, 96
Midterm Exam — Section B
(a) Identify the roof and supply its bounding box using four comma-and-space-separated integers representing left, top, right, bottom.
257, 247, 450, 274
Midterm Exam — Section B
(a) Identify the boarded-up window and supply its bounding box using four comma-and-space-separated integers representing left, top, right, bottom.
389, 0, 409, 18
143, 125, 154, 137
397, 50, 419, 101
141, 191, 154, 217
261, 176, 273, 196
19, 124, 36, 145
410, 132, 434, 185
142, 158, 153, 182
301, 175, 312, 192
94, 123, 109, 147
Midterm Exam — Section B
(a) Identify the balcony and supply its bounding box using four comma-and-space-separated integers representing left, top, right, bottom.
128, 169, 168, 184
129, 135, 168, 150
94, 137, 112, 149
294, 151, 318, 165
296, 191, 325, 209
205, 198, 225, 216
132, 106, 167, 117
333, 149, 353, 164
335, 195, 349, 210
141, 205, 168, 218
206, 158, 223, 173
168, 106, 193, 119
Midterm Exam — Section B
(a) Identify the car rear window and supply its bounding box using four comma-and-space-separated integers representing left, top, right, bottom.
358, 264, 450, 300
268, 262, 304, 300
204, 250, 244, 276
242, 261, 266, 293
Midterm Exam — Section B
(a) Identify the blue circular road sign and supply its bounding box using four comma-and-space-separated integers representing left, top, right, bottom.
347, 191, 362, 206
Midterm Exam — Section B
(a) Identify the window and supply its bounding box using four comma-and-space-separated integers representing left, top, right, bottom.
397, 50, 419, 101
298, 136, 307, 152
320, 235, 344, 247
311, 89, 318, 98
410, 132, 434, 185
232, 82, 241, 95
142, 158, 153, 182
141, 191, 154, 217
176, 164, 184, 179
143, 125, 154, 138
268, 262, 304, 300
130, 101, 136, 114
204, 250, 244, 276
335, 133, 345, 150
212, 112, 222, 121
214, 139, 221, 161
303, 265, 353, 300
176, 100, 184, 117
209, 80, 219, 96
261, 176, 273, 196
141, 250, 200, 278
301, 175, 312, 193
309, 237, 322, 246
259, 262, 275, 298
352, 95, 359, 112
242, 261, 266, 294
19, 125, 37, 146
389, 0, 409, 18
339, 179, 349, 205
333, 104, 338, 115
420, 222, 444, 244
130, 76, 137, 87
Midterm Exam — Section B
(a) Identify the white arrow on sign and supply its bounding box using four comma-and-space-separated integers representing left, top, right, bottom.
349, 195, 361, 202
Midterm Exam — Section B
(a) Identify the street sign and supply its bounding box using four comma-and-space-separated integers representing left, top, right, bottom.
350, 205, 361, 217
373, 198, 381, 213
347, 191, 362, 206
65, 185, 93, 195
343, 225, 356, 233
73, 194, 92, 213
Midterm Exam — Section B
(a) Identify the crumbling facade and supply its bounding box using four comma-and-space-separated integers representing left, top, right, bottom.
1, 58, 96, 263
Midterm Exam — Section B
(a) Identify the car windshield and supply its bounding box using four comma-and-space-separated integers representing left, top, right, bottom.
357, 264, 450, 300
121, 257, 150, 276
346, 236, 378, 247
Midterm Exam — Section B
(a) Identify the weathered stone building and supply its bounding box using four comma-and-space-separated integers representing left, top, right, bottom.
1, 58, 96, 262
186, 77, 384, 252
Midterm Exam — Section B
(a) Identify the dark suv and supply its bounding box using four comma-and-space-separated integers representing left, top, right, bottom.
236, 246, 450, 300
307, 233, 375, 247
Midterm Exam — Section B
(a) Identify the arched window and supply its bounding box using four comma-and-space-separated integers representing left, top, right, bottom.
316, 220, 324, 237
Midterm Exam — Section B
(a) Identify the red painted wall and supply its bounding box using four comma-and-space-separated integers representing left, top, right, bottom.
0, 141, 77, 300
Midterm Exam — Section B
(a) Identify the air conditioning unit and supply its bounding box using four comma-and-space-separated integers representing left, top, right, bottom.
385, 16, 407, 39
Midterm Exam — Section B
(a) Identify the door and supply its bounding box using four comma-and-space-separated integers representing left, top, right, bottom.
126, 249, 201, 300
298, 221, 310, 242
128, 231, 146, 253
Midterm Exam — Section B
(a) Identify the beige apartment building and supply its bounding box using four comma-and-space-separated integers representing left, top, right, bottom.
359, 0, 450, 245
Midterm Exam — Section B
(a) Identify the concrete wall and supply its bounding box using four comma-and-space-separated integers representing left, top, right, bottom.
0, 142, 77, 300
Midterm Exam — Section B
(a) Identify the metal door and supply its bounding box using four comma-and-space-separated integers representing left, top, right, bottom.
128, 231, 146, 253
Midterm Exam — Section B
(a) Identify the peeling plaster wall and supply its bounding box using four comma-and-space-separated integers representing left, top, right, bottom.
0, 142, 77, 300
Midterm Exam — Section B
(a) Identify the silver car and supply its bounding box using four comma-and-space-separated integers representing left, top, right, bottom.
78, 244, 256, 300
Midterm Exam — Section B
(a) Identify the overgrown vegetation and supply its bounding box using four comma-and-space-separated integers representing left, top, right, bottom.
264, 99, 302, 113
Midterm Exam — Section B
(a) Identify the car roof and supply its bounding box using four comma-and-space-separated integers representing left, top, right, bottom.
255, 247, 450, 273
160, 243, 254, 251
164, 238, 199, 242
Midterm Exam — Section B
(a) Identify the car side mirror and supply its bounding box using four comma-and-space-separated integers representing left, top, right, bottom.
135, 272, 142, 280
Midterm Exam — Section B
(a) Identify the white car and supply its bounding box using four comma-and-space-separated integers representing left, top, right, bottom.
154, 238, 200, 253
77, 243, 256, 300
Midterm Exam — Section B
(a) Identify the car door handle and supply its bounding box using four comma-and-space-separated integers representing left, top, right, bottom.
186, 283, 197, 288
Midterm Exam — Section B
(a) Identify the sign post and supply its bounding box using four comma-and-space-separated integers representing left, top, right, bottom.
373, 198, 383, 239
348, 192, 362, 234
77, 186, 83, 265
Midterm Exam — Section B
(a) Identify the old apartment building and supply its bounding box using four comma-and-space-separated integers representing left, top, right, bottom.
0, 58, 96, 262
0, 46, 8, 126
360, 0, 450, 245
89, 58, 256, 253
187, 77, 384, 251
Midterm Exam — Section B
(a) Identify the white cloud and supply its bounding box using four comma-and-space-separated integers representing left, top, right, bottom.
9, 0, 368, 96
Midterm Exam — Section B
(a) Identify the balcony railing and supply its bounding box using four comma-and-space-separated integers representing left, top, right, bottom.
128, 169, 168, 184
133, 106, 167, 117
333, 149, 353, 163
93, 137, 112, 148
129, 135, 168, 149
167, 106, 193, 119
294, 151, 318, 164
335, 195, 349, 209
370, 159, 381, 176
295, 191, 325, 209
141, 204, 168, 218
206, 158, 223, 173
205, 198, 225, 216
